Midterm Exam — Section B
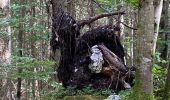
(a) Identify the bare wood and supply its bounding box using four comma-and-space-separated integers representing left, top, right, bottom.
77, 11, 125, 27
98, 45, 127, 73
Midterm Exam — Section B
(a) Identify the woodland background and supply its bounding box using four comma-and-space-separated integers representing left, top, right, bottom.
0, 0, 170, 100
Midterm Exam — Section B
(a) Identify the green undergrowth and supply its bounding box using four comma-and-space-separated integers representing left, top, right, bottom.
42, 86, 113, 100
119, 69, 154, 100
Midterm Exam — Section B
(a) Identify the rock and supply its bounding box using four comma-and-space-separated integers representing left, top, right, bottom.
107, 94, 121, 100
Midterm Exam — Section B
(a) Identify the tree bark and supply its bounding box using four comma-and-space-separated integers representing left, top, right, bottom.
30, 1, 40, 98
17, 0, 25, 99
98, 45, 127, 73
51, 0, 69, 82
88, 0, 95, 29
153, 0, 163, 54
163, 0, 170, 99
132, 0, 154, 99
0, 0, 14, 99
117, 0, 124, 42
163, 59, 170, 100
0, 0, 9, 9
66, 0, 76, 18
160, 0, 169, 59
51, 0, 63, 18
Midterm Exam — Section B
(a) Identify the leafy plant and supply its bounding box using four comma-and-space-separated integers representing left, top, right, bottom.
152, 52, 167, 99
126, 0, 139, 7
42, 85, 114, 99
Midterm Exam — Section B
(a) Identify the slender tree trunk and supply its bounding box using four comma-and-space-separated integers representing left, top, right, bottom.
39, 0, 45, 98
163, 0, 170, 99
88, 0, 95, 29
126, 8, 136, 67
0, 0, 9, 9
117, 13, 124, 41
6, 1, 13, 99
164, 47, 170, 99
67, 0, 76, 18
131, 0, 154, 99
160, 0, 169, 59
17, 0, 25, 99
0, 0, 15, 99
153, 0, 163, 54
30, 1, 40, 98
50, 0, 63, 81
51, 0, 63, 18
117, 1, 124, 41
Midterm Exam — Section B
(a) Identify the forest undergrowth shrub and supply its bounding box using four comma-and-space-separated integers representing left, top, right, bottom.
4, 55, 56, 97
153, 52, 167, 99
42, 85, 113, 99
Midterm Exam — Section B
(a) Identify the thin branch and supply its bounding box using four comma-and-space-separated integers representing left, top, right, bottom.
119, 22, 137, 30
77, 11, 125, 27
75, 0, 137, 30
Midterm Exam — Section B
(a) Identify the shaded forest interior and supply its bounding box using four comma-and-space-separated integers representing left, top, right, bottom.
0, 0, 170, 100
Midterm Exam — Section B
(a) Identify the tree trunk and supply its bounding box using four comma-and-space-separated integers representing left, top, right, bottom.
160, 0, 169, 59
0, 0, 14, 99
117, 0, 124, 42
66, 0, 76, 18
51, 0, 63, 18
132, 0, 154, 99
0, 0, 9, 9
17, 0, 25, 99
153, 0, 163, 54
163, 0, 170, 99
88, 0, 95, 29
6, 1, 13, 99
30, 1, 40, 98
50, 0, 63, 82
164, 47, 170, 100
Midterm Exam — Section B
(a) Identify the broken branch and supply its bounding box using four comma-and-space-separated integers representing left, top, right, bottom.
77, 11, 125, 28
119, 21, 137, 30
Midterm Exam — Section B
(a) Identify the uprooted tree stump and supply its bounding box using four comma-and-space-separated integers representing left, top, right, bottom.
50, 11, 134, 91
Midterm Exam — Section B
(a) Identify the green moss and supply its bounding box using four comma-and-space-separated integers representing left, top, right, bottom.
126, 0, 139, 7
123, 69, 154, 100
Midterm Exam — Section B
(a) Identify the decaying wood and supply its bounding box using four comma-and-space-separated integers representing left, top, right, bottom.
98, 44, 127, 73
98, 44, 132, 89
50, 11, 134, 90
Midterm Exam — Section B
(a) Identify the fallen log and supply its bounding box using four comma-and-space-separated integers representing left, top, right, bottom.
97, 44, 132, 89
98, 44, 127, 73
